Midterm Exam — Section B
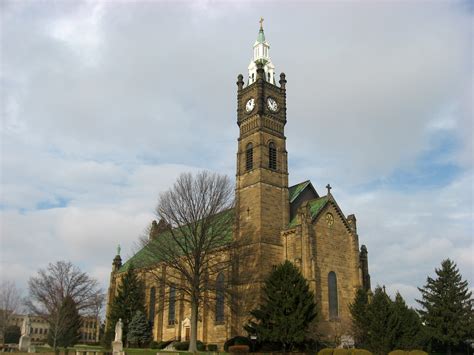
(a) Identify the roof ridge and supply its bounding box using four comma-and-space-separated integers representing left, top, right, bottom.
289, 180, 310, 189
289, 180, 312, 203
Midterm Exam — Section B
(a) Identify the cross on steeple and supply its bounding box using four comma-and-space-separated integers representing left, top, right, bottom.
259, 17, 264, 30
326, 184, 332, 195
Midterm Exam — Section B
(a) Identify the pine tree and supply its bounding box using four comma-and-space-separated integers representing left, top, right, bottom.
416, 259, 473, 355
48, 295, 81, 350
349, 288, 369, 347
106, 264, 146, 347
244, 260, 318, 352
127, 310, 152, 348
365, 286, 397, 355
391, 292, 423, 350
4, 325, 21, 343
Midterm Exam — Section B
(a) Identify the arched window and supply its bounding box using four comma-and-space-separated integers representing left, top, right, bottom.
246, 143, 253, 171
215, 273, 225, 323
168, 285, 176, 325
328, 272, 338, 319
149, 287, 156, 323
269, 142, 277, 170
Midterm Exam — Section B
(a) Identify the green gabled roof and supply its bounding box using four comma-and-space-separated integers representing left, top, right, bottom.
119, 208, 234, 273
289, 180, 311, 203
288, 196, 329, 228
308, 196, 329, 218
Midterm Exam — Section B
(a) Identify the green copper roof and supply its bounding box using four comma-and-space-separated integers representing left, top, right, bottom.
119, 208, 234, 273
288, 196, 329, 228
288, 180, 311, 203
257, 28, 265, 43
308, 196, 329, 217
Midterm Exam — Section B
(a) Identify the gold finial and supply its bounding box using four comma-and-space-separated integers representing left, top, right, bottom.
259, 17, 264, 30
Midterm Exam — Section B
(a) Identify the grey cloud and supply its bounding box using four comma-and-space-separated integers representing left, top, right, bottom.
1, 1, 472, 304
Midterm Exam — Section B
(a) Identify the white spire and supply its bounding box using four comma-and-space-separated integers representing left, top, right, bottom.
248, 18, 276, 85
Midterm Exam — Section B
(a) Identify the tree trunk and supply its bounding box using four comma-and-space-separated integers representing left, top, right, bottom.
189, 299, 199, 353
447, 344, 452, 355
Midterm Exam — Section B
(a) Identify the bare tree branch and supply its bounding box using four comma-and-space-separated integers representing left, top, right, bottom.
137, 171, 242, 352
0, 281, 22, 342
26, 261, 104, 318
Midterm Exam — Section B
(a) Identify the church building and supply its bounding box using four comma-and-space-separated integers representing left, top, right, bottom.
106, 21, 371, 345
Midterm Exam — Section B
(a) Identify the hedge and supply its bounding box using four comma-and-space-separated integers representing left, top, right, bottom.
318, 349, 373, 355
228, 345, 250, 353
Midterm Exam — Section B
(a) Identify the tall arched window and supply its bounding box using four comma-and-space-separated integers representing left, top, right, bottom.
328, 272, 338, 319
246, 143, 253, 171
269, 142, 277, 170
215, 273, 225, 323
149, 287, 156, 324
168, 285, 176, 325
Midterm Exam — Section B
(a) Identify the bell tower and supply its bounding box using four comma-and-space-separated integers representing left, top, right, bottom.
234, 20, 289, 331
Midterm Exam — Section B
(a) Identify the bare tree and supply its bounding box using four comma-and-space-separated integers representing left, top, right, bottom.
139, 171, 236, 352
0, 281, 22, 344
26, 261, 104, 351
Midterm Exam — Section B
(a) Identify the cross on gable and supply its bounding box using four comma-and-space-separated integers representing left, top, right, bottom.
326, 184, 332, 195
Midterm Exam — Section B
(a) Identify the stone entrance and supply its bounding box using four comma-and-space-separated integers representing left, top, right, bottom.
181, 317, 191, 341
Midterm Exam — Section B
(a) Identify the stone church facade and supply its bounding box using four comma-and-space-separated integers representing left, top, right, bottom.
106, 22, 370, 345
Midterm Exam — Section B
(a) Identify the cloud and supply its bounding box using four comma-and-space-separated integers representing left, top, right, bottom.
1, 0, 472, 311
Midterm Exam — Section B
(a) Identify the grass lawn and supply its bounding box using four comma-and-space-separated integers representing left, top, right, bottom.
33, 346, 228, 355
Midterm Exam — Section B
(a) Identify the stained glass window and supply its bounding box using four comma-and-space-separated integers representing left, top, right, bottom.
328, 271, 338, 319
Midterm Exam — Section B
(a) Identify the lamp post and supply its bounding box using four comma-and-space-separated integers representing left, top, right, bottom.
250, 335, 257, 352
464, 339, 474, 355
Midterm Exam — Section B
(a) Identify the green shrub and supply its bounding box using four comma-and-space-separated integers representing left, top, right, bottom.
351, 350, 373, 355
207, 344, 218, 351
318, 349, 372, 355
228, 345, 250, 353
388, 351, 407, 355
224, 336, 251, 352
4, 325, 21, 344
149, 341, 159, 349
157, 340, 173, 349
389, 350, 427, 355
334, 349, 351, 355
257, 341, 282, 352
173, 341, 188, 350
408, 351, 428, 355
173, 341, 205, 351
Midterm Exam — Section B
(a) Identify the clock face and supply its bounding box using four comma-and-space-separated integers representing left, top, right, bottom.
245, 98, 255, 112
325, 212, 334, 227
267, 97, 278, 112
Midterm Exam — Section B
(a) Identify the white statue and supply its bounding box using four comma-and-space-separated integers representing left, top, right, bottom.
114, 318, 123, 342
21, 315, 31, 336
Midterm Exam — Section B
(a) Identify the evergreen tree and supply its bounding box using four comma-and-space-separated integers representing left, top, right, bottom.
244, 260, 318, 352
349, 288, 369, 347
391, 292, 423, 350
48, 296, 81, 350
106, 264, 146, 347
365, 286, 397, 355
127, 310, 152, 348
4, 325, 21, 343
416, 259, 473, 355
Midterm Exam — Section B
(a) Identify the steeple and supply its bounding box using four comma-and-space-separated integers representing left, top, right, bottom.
248, 18, 276, 85
112, 244, 122, 272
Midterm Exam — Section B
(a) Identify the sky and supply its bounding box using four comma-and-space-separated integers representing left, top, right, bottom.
1, 0, 472, 310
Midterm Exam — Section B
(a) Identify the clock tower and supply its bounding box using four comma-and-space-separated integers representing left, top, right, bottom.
234, 20, 289, 330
